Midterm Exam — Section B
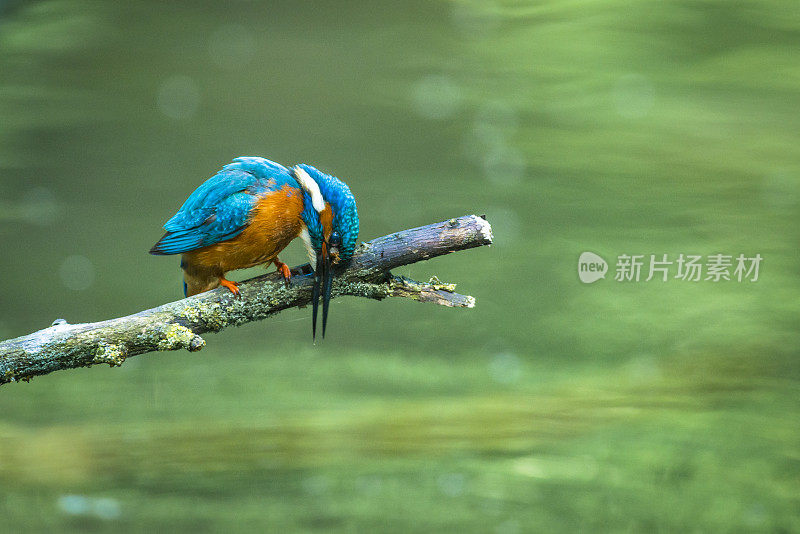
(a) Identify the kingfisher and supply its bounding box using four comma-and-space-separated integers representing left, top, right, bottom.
149, 156, 359, 339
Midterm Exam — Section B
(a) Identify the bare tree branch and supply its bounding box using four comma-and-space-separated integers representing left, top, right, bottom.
0, 215, 493, 385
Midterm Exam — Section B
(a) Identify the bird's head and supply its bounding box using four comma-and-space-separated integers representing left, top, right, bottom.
293, 164, 359, 339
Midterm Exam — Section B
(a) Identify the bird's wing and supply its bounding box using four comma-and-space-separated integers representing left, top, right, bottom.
149, 169, 262, 255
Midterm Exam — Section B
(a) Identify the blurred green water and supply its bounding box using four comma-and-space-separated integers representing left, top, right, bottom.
1, 0, 799, 531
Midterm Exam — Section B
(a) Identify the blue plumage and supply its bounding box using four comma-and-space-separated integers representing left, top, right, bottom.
150, 158, 299, 255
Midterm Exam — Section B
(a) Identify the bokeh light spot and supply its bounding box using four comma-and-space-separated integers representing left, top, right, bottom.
58, 495, 91, 516
302, 474, 330, 495
92, 498, 121, 520
624, 354, 660, 384
59, 255, 95, 291
613, 74, 655, 119
411, 75, 463, 120
437, 472, 466, 497
57, 495, 120, 520
488, 352, 522, 384
157, 75, 200, 120
482, 145, 526, 185
20, 186, 61, 226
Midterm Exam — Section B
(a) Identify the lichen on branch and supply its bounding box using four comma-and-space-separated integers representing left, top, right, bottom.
0, 215, 493, 385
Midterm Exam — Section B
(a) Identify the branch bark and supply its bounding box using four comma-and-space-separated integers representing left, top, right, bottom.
0, 215, 493, 385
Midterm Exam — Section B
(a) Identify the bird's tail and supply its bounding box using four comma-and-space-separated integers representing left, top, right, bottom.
149, 231, 203, 255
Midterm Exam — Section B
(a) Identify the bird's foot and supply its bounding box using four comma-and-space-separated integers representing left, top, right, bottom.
219, 277, 240, 297
274, 259, 292, 288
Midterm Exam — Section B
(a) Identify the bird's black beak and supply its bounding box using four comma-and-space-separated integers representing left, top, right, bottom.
321, 243, 334, 339
312, 244, 324, 341
312, 241, 334, 340
312, 233, 341, 341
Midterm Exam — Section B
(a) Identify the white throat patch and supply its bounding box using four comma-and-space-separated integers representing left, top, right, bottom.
293, 166, 325, 213
298, 225, 316, 266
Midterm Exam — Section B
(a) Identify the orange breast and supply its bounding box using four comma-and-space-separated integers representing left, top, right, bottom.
185, 185, 305, 272
319, 203, 334, 241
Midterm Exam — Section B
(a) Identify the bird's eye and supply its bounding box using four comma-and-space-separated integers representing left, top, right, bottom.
330, 231, 342, 247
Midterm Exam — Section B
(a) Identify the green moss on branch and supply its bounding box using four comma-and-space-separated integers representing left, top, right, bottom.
0, 215, 492, 385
